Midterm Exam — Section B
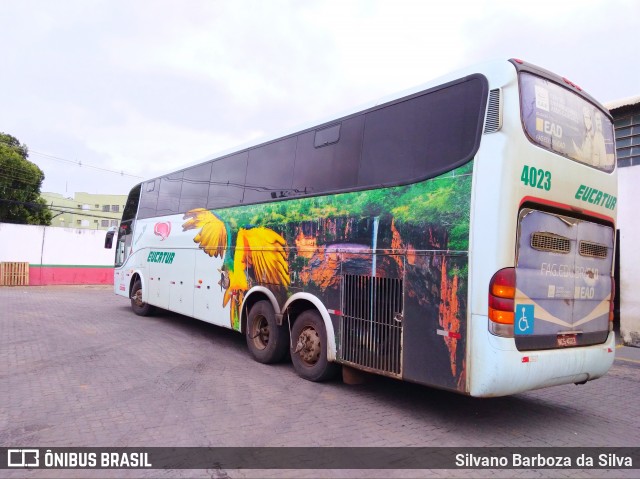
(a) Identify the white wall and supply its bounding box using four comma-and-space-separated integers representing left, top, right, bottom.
0, 223, 114, 266
618, 166, 640, 346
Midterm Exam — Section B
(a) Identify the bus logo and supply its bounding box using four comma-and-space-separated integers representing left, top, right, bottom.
154, 222, 171, 241
8, 449, 39, 467
147, 251, 175, 264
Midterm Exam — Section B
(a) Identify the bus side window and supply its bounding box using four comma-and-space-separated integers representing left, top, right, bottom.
293, 116, 363, 194
139, 180, 159, 218
208, 152, 248, 209
181, 162, 213, 212
156, 173, 183, 216
244, 137, 296, 204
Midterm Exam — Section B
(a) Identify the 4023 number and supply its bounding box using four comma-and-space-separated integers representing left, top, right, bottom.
521, 165, 551, 191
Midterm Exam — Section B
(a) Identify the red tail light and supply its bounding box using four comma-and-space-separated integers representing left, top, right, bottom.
562, 77, 582, 91
489, 268, 515, 325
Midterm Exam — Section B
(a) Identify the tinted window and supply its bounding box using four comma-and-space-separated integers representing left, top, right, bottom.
122, 184, 141, 222
207, 152, 247, 209
293, 115, 363, 194
244, 137, 296, 203
359, 76, 487, 186
136, 75, 486, 215
138, 180, 159, 218
180, 162, 212, 212
520, 72, 615, 172
156, 173, 183, 216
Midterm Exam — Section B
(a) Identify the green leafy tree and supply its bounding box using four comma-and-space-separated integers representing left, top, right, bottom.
0, 132, 52, 225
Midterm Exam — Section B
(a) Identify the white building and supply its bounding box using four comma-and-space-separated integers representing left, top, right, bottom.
607, 96, 640, 347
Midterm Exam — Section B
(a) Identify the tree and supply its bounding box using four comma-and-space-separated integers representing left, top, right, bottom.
0, 132, 52, 225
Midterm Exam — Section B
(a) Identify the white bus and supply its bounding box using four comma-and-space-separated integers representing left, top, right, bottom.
107, 58, 617, 397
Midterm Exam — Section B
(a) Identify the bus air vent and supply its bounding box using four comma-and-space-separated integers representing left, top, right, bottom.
340, 274, 403, 377
530, 232, 570, 254
579, 241, 608, 259
483, 89, 502, 134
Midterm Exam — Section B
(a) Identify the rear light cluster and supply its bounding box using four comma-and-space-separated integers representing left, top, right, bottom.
488, 267, 616, 336
488, 267, 515, 337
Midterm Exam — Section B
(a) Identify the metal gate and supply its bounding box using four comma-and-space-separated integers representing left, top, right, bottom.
339, 274, 403, 376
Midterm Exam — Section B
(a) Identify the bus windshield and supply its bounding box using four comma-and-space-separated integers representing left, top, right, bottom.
520, 72, 615, 172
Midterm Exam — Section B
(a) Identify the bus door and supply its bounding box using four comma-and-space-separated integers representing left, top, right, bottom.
111, 221, 134, 294
514, 208, 613, 350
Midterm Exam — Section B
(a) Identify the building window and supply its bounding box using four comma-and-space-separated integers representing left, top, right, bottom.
76, 220, 81, 225
111, 205, 120, 213
95, 204, 100, 208
614, 113, 640, 168
82, 204, 91, 210
110, 220, 118, 226
102, 205, 110, 212
81, 220, 89, 227
101, 220, 110, 227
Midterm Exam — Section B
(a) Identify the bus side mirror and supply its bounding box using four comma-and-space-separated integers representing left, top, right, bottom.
105, 230, 115, 249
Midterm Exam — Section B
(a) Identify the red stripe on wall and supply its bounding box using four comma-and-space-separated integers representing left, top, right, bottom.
29, 266, 114, 286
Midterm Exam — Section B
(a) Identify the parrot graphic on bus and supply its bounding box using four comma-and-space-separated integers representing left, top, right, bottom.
182, 208, 290, 330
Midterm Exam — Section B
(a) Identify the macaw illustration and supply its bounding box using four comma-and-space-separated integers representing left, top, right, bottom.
182, 208, 290, 330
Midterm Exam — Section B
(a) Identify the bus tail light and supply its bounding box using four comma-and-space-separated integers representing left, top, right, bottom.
489, 267, 515, 337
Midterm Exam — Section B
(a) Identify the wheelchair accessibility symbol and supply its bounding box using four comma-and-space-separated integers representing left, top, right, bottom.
515, 304, 535, 335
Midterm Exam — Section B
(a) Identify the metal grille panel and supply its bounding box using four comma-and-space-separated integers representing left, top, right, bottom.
340, 274, 403, 376
579, 241, 608, 259
531, 232, 570, 254
483, 89, 502, 134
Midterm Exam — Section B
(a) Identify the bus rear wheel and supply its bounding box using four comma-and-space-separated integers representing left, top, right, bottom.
290, 310, 338, 382
246, 300, 289, 364
131, 279, 154, 316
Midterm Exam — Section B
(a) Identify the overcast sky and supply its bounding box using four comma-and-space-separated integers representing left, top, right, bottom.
1, 0, 638, 198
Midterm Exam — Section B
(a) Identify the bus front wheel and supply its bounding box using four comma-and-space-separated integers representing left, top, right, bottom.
246, 300, 289, 364
131, 279, 154, 316
290, 310, 338, 382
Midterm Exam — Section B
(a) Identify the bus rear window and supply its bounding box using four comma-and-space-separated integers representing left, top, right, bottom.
519, 72, 615, 172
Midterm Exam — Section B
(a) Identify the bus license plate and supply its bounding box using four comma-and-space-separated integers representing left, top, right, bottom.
557, 334, 577, 347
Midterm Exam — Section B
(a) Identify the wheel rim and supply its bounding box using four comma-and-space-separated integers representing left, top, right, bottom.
133, 289, 143, 307
251, 315, 270, 350
295, 326, 321, 366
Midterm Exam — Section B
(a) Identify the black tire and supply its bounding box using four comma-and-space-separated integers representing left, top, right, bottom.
246, 300, 289, 364
130, 279, 154, 316
290, 310, 338, 382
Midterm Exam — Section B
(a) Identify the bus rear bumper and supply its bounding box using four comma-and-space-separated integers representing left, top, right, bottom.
468, 314, 616, 397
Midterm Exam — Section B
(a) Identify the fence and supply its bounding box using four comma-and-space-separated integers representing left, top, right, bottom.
0, 223, 114, 285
